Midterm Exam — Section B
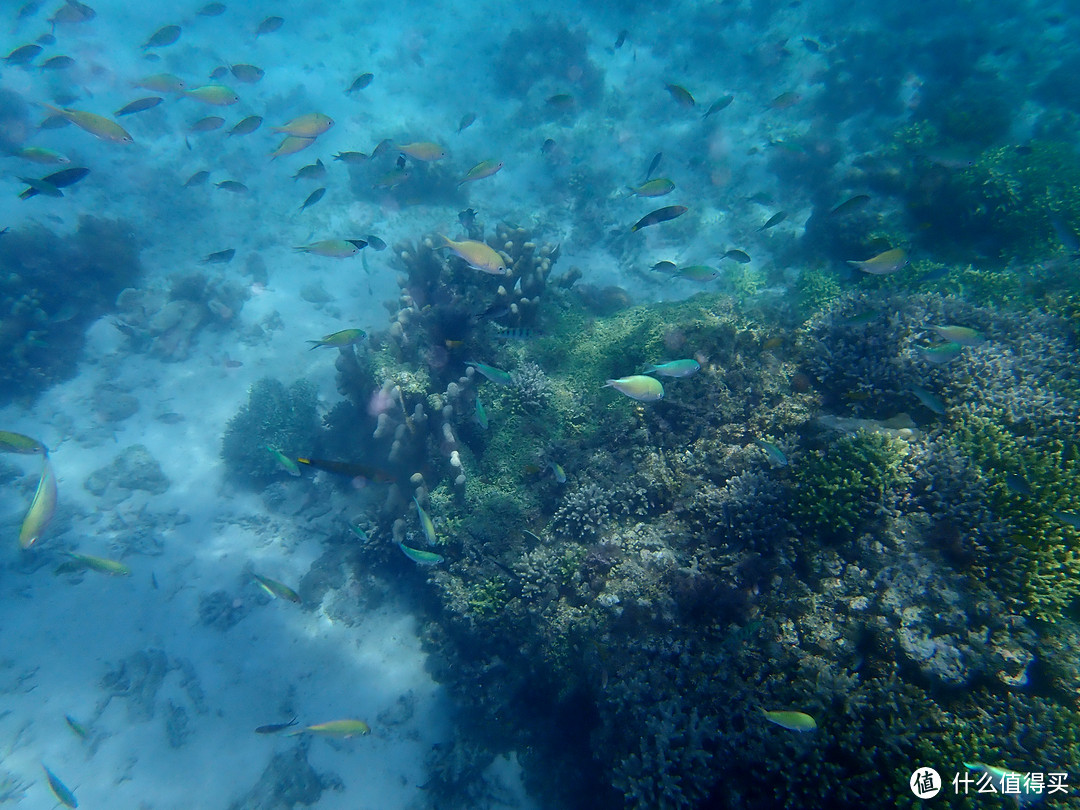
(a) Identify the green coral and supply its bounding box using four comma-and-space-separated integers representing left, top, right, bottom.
795, 266, 842, 321
793, 430, 911, 540
221, 377, 319, 484
949, 410, 1080, 621
466, 577, 509, 617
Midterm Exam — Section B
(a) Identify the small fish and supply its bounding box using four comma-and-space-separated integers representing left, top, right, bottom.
18, 167, 89, 200
1054, 511, 1080, 529
651, 260, 676, 273
143, 24, 181, 49
230, 64, 264, 83
413, 496, 439, 545
911, 387, 946, 415
397, 141, 446, 161
270, 135, 315, 159
255, 716, 298, 734
253, 573, 301, 603
40, 104, 133, 144
333, 150, 367, 163
41, 55, 75, 70
848, 248, 908, 275
292, 158, 326, 181
546, 93, 575, 110
761, 709, 816, 732
644, 152, 662, 181
629, 178, 675, 197
457, 112, 476, 132
373, 169, 410, 188
768, 91, 802, 110
135, 73, 187, 93
802, 37, 821, 52
0, 431, 47, 454
930, 325, 985, 347
917, 342, 963, 365
474, 397, 488, 430
189, 115, 225, 132
458, 160, 503, 186
114, 97, 163, 116
256, 15, 284, 36
197, 2, 226, 15
759, 211, 787, 230
398, 542, 444, 566
549, 462, 566, 484
673, 265, 719, 282
215, 180, 248, 193
299, 187, 326, 212
614, 29, 628, 48
466, 361, 514, 385
65, 715, 89, 739
643, 359, 700, 377
295, 240, 361, 258
347, 73, 374, 93
19, 454, 57, 548
1004, 474, 1032, 497
756, 439, 788, 467
274, 113, 333, 138
18, 177, 62, 198
630, 205, 688, 232
201, 248, 235, 264
829, 194, 870, 217
604, 375, 664, 402
289, 720, 370, 738
266, 446, 301, 476
842, 309, 881, 326
665, 83, 696, 108
184, 170, 210, 187
295, 457, 396, 483
722, 249, 751, 264
4, 44, 42, 65
363, 234, 387, 251
15, 147, 70, 165
438, 235, 507, 274
229, 115, 263, 136
48, 0, 95, 26
349, 523, 370, 541
307, 328, 366, 349
43, 765, 77, 808
702, 95, 734, 118
64, 552, 131, 576
541, 138, 556, 155
186, 85, 239, 105
458, 208, 478, 229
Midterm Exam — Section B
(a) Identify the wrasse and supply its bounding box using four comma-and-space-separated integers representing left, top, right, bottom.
295, 457, 397, 483
288, 719, 370, 738
630, 205, 687, 232
253, 573, 301, 603
255, 716, 298, 734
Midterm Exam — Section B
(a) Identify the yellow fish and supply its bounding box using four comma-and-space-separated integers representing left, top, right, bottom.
185, 85, 240, 106
41, 103, 132, 144
273, 113, 333, 138
64, 552, 131, 576
397, 141, 446, 161
0, 430, 47, 454
437, 235, 507, 275
270, 135, 315, 160
253, 573, 301, 603
458, 160, 503, 186
134, 72, 187, 93
294, 240, 361, 258
19, 454, 57, 549
761, 709, 817, 732
288, 719, 370, 738
847, 248, 908, 275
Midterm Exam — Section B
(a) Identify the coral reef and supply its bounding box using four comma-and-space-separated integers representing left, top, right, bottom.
0, 217, 142, 403
221, 378, 320, 484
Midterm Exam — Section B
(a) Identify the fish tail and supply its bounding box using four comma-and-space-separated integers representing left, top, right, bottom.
306, 340, 324, 350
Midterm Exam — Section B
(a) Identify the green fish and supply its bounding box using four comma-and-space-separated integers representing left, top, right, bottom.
0, 430, 47, 454
759, 211, 787, 231
458, 159, 503, 186
930, 325, 985, 347
474, 396, 488, 430
756, 439, 788, 467
466, 361, 514, 386
307, 328, 366, 349
414, 498, 437, 545
64, 552, 131, 576
761, 709, 816, 732
398, 542, 444, 565
43, 765, 77, 808
962, 763, 1040, 801
253, 573, 301, 603
19, 454, 57, 549
349, 522, 371, 541
672, 265, 719, 282
294, 240, 362, 258
702, 94, 734, 118
664, 83, 695, 108
917, 342, 963, 365
604, 375, 664, 402
643, 359, 701, 378
722, 249, 751, 264
266, 446, 301, 476
628, 178, 675, 197
847, 247, 908, 275
549, 462, 566, 484
288, 719, 370, 738
630, 205, 688, 232
911, 387, 946, 415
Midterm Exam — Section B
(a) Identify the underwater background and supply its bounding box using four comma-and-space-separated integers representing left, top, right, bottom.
1, 0, 1079, 807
